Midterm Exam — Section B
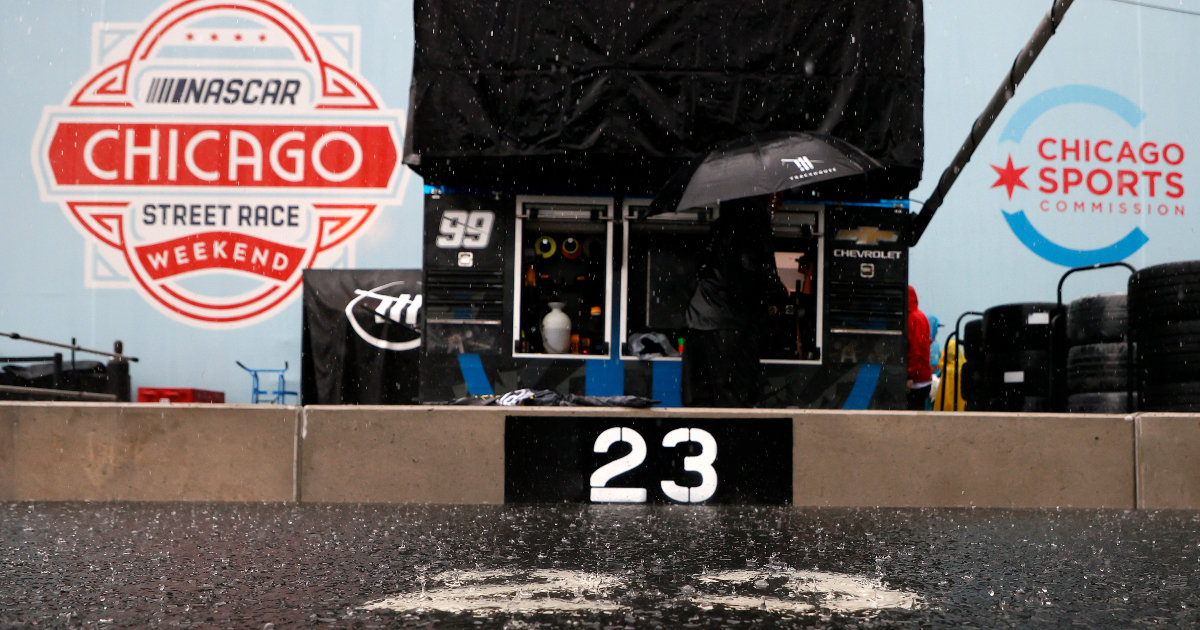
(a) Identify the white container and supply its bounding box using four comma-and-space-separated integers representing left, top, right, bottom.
541, 302, 572, 354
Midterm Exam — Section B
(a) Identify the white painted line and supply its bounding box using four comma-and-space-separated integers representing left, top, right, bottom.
360, 565, 921, 615
696, 567, 921, 613
360, 569, 625, 613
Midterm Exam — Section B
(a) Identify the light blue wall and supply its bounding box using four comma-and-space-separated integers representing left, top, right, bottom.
0, 1, 420, 401
1, 1, 1196, 398
915, 0, 1200, 345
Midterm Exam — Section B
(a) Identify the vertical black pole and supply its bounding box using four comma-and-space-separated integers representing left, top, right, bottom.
53, 352, 63, 390
109, 340, 132, 402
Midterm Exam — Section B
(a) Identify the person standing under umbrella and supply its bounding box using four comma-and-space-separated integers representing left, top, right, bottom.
682, 195, 790, 407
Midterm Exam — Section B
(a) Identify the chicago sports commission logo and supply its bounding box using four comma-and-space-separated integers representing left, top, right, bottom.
31, 0, 408, 327
989, 85, 1186, 267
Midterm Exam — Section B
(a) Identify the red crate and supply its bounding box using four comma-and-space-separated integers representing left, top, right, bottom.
136, 388, 225, 403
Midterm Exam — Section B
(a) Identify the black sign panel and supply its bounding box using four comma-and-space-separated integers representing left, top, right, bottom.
825, 205, 909, 285
505, 416, 792, 505
423, 193, 511, 271
301, 269, 422, 405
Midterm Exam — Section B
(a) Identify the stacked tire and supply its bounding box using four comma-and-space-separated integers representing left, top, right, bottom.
1129, 261, 1200, 411
1064, 293, 1134, 413
980, 303, 1063, 412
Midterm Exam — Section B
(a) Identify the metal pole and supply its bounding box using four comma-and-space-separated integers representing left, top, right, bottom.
1054, 262, 1137, 413
938, 332, 958, 411
953, 311, 984, 411
0, 384, 118, 402
0, 332, 138, 362
907, 0, 1076, 246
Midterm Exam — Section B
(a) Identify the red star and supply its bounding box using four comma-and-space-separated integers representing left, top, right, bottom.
185, 32, 194, 40
210, 33, 218, 41
990, 155, 1029, 199
235, 33, 243, 41
259, 33, 267, 42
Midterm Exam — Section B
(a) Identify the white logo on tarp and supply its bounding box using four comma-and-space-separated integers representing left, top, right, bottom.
344, 281, 422, 351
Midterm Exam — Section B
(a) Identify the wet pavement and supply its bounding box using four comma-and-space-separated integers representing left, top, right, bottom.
3, 502, 1200, 629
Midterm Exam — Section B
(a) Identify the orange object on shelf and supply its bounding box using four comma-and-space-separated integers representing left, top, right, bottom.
136, 388, 225, 403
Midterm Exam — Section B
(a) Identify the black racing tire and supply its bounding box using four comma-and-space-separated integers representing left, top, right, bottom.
1066, 293, 1128, 345
983, 303, 1063, 353
1128, 260, 1200, 328
962, 319, 983, 361
1142, 381, 1200, 412
1019, 395, 1049, 413
1066, 342, 1132, 393
958, 360, 988, 403
1066, 392, 1135, 414
986, 351, 1053, 397
1137, 320, 1200, 383
989, 394, 1049, 413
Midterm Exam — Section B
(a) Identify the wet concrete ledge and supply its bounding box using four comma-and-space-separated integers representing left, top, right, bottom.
1, 403, 1196, 508
0, 402, 298, 502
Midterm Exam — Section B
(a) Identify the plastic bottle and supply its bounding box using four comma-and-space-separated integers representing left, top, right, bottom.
589, 306, 603, 336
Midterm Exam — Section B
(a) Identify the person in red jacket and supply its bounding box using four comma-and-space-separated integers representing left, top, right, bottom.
907, 285, 933, 410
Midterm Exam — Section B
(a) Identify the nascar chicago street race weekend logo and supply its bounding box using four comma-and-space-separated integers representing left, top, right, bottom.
31, 0, 407, 328
989, 84, 1187, 267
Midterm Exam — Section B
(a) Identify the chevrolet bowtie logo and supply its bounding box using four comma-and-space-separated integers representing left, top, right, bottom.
836, 226, 899, 246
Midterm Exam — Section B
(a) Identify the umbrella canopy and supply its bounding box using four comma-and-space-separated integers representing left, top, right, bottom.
647, 132, 883, 216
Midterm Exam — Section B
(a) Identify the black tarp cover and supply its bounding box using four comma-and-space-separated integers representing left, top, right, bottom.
301, 270, 422, 405
405, 0, 923, 195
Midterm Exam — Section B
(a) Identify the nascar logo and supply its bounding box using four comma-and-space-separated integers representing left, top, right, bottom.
31, 0, 408, 328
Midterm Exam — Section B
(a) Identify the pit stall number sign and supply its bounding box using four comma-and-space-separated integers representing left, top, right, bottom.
504, 416, 793, 505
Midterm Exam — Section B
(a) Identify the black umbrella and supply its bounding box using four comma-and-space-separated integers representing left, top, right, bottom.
646, 132, 883, 216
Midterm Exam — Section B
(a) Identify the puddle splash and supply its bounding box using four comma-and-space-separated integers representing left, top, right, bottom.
695, 567, 921, 613
361, 569, 625, 613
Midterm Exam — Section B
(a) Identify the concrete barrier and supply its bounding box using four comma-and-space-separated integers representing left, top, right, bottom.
300, 407, 1136, 508
300, 406, 506, 503
792, 411, 1135, 508
1136, 414, 1200, 509
0, 402, 298, 502
297, 406, 733, 502
1, 402, 1193, 508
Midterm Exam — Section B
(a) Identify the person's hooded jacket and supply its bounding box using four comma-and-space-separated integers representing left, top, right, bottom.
685, 198, 789, 330
907, 286, 932, 383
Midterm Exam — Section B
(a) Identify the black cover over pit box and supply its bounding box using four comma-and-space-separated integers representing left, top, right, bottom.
405, 0, 924, 195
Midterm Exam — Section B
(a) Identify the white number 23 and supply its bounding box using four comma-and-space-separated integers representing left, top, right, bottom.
589, 427, 717, 504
